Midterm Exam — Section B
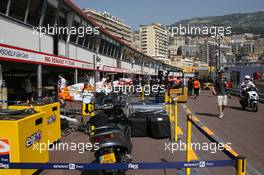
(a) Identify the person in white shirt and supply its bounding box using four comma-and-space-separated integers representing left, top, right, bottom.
57, 74, 66, 91
241, 75, 255, 89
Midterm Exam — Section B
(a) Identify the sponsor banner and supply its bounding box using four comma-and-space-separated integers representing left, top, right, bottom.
103, 66, 129, 73
0, 160, 236, 170
0, 139, 10, 165
25, 131, 42, 148
0, 45, 94, 70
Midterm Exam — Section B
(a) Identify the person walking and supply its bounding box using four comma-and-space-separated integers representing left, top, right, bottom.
187, 78, 193, 96
212, 71, 228, 119
193, 78, 201, 99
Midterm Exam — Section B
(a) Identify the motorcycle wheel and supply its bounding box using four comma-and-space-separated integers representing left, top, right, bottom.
252, 103, 258, 112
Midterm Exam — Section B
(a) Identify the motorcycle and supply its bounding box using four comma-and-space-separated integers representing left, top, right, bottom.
87, 93, 132, 175
239, 86, 259, 112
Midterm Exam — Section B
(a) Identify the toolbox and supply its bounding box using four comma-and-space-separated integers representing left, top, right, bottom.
0, 109, 49, 175
9, 102, 61, 143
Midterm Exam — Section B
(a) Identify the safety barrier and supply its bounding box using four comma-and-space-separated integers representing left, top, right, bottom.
0, 160, 236, 171
166, 97, 179, 142
165, 90, 247, 175
186, 113, 247, 175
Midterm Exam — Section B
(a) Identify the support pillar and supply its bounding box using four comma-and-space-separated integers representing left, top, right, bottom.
37, 65, 42, 99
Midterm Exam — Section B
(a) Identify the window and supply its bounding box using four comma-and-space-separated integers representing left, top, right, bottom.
0, 0, 9, 14
84, 33, 92, 48
77, 21, 87, 46
88, 34, 98, 51
9, 0, 28, 21
57, 7, 68, 41
111, 45, 116, 57
99, 39, 105, 54
112, 45, 117, 58
70, 20, 80, 43
103, 40, 109, 55
107, 43, 112, 56
135, 57, 142, 65
117, 46, 122, 58
43, 1, 58, 30
27, 0, 43, 26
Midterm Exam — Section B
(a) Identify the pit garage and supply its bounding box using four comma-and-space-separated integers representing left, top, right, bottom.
0, 61, 93, 102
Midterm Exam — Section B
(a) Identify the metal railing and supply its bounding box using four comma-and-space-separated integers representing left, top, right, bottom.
165, 90, 247, 175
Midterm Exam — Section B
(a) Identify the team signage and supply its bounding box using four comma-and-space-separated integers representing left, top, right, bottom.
0, 44, 149, 74
0, 44, 95, 70
103, 66, 130, 73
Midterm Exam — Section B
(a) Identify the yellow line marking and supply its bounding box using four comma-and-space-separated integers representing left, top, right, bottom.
202, 127, 215, 136
192, 116, 200, 122
178, 126, 183, 135
190, 149, 199, 160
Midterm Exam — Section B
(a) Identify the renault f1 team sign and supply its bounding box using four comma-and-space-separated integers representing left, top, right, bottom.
0, 44, 94, 70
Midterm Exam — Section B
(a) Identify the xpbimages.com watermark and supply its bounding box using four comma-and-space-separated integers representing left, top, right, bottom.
165, 140, 232, 154
33, 24, 100, 37
32, 140, 99, 154
109, 84, 166, 95
165, 24, 232, 37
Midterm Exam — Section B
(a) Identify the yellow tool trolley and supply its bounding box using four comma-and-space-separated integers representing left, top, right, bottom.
168, 87, 188, 103
0, 110, 49, 175
166, 70, 189, 103
9, 102, 61, 144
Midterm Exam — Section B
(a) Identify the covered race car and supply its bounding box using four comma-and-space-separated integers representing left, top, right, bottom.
58, 78, 132, 102
58, 83, 94, 101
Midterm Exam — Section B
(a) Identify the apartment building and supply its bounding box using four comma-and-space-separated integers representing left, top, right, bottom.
140, 23, 169, 61
83, 9, 133, 44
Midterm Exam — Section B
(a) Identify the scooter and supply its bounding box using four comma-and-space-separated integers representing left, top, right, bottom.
88, 94, 132, 175
239, 86, 259, 112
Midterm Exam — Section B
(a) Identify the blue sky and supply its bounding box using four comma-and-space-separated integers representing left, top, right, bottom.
74, 0, 264, 30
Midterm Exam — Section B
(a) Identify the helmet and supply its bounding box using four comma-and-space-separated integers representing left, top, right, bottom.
245, 75, 250, 80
